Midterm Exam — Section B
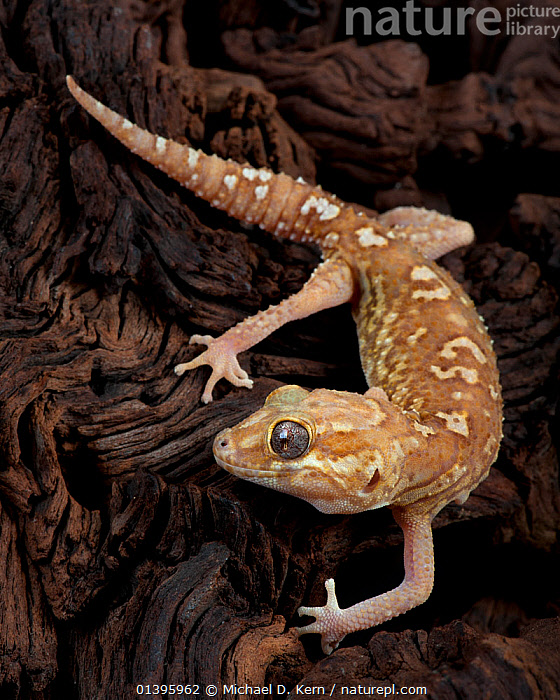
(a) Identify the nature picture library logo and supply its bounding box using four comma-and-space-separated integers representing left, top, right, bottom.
346, 1, 560, 39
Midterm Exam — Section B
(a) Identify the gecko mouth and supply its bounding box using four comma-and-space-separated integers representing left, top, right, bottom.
214, 455, 289, 479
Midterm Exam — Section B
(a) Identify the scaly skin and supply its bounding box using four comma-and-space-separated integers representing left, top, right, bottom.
67, 76, 503, 654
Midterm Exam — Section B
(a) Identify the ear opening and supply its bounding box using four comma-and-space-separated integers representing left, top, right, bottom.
363, 468, 381, 493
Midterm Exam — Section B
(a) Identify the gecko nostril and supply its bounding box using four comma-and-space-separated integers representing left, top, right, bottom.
219, 438, 229, 448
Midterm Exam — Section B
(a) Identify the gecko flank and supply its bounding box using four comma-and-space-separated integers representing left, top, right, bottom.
67, 76, 503, 654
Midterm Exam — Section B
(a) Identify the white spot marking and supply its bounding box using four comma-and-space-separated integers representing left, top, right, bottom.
188, 149, 199, 169
258, 170, 272, 182
121, 118, 133, 130
356, 227, 387, 248
406, 327, 427, 344
223, 174, 237, 190
430, 365, 479, 384
435, 411, 470, 437
440, 337, 487, 364
412, 421, 435, 437
319, 202, 340, 221
447, 312, 469, 328
155, 136, 166, 154
412, 286, 451, 301
411, 265, 452, 300
323, 232, 339, 248
300, 196, 340, 221
484, 435, 499, 456
301, 195, 318, 215
411, 265, 439, 281
384, 312, 398, 325
242, 167, 258, 180
255, 185, 269, 200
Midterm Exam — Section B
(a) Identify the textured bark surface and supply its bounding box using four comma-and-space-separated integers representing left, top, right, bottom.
0, 1, 559, 698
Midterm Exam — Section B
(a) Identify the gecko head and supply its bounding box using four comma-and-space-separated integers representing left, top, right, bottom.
213, 384, 421, 514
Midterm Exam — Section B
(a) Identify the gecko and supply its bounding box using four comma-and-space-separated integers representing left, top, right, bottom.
66, 76, 503, 655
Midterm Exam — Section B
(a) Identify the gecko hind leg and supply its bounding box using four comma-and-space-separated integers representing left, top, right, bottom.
296, 507, 435, 654
378, 206, 474, 260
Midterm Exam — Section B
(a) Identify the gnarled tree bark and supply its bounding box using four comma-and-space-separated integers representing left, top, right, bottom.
1, 1, 559, 698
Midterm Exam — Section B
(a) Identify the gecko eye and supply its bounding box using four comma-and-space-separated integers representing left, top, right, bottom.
270, 420, 310, 459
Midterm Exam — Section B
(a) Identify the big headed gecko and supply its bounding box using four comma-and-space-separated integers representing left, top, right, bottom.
67, 76, 503, 654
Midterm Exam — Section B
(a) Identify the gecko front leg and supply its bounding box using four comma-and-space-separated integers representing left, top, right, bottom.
296, 507, 435, 654
175, 256, 354, 403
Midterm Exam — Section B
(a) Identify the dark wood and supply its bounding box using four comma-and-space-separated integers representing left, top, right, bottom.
0, 1, 559, 698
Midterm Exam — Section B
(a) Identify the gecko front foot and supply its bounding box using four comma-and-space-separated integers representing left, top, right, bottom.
295, 578, 346, 655
174, 334, 253, 403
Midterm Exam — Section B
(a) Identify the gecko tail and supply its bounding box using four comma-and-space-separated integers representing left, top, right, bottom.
66, 76, 349, 246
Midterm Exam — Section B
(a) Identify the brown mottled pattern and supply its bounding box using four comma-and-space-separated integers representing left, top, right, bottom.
349, 242, 502, 509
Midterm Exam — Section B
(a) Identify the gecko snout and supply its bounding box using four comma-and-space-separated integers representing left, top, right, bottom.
213, 428, 232, 462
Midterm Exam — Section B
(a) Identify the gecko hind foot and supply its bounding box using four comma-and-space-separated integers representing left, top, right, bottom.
295, 578, 345, 655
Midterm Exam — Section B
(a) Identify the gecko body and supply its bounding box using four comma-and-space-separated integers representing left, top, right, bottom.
66, 76, 502, 654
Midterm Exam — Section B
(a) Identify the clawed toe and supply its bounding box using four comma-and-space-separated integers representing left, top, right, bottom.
294, 579, 344, 654
189, 334, 213, 347
174, 361, 192, 375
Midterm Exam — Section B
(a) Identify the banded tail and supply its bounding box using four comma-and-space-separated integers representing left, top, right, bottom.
66, 76, 352, 246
